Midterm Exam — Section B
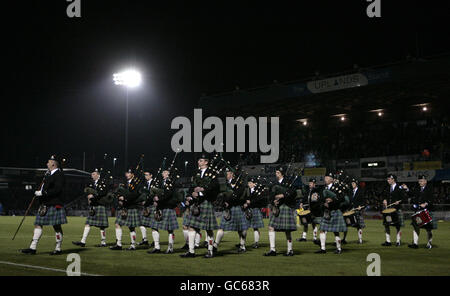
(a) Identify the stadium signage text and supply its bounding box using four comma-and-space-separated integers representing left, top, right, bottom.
307, 73, 368, 94
171, 109, 279, 163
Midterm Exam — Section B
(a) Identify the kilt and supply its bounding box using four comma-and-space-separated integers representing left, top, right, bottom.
248, 208, 264, 229
140, 206, 161, 229
219, 206, 249, 231
115, 208, 142, 228
184, 200, 218, 230
320, 209, 347, 232
411, 210, 438, 230
311, 215, 322, 225
268, 204, 297, 231
34, 206, 67, 226
350, 211, 366, 229
182, 209, 189, 226
85, 205, 109, 228
159, 209, 179, 231
383, 209, 404, 227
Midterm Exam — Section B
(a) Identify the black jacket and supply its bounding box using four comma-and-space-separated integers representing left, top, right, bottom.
270, 178, 297, 208
349, 187, 366, 208
383, 183, 406, 210
246, 187, 268, 208
39, 169, 65, 207
85, 178, 110, 206
302, 186, 323, 217
190, 167, 220, 203
407, 184, 434, 211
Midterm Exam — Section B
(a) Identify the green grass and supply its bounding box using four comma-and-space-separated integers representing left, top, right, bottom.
0, 216, 449, 276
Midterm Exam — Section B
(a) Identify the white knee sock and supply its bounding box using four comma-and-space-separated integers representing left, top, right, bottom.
152, 230, 160, 249
204, 231, 208, 242
313, 226, 318, 240
29, 228, 42, 250
81, 225, 90, 244
100, 229, 106, 244
168, 233, 174, 251
254, 230, 260, 243
302, 232, 307, 239
335, 235, 341, 251
140, 226, 147, 241
413, 230, 419, 245
115, 228, 122, 246
194, 232, 201, 247
183, 229, 189, 243
320, 232, 326, 250
188, 230, 196, 253
240, 231, 247, 249
358, 229, 363, 242
55, 232, 63, 251
207, 234, 214, 253
396, 230, 402, 243
287, 239, 293, 252
427, 230, 433, 244
385, 232, 391, 243
214, 229, 224, 248
130, 231, 136, 247
269, 231, 276, 251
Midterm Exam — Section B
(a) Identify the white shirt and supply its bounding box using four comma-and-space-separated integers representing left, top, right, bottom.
50, 168, 59, 175
391, 183, 397, 192
147, 178, 153, 188
250, 187, 255, 193
327, 183, 332, 190
200, 168, 207, 178
278, 178, 284, 184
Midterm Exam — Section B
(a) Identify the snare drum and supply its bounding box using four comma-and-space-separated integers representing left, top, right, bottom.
411, 209, 432, 227
382, 208, 398, 225
298, 210, 312, 225
343, 210, 357, 226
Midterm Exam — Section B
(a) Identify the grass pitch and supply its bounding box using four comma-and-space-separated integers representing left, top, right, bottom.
0, 216, 449, 276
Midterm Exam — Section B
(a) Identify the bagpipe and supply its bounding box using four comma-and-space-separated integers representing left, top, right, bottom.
84, 168, 114, 216
148, 152, 181, 221
187, 153, 229, 217
242, 175, 271, 220
322, 170, 352, 219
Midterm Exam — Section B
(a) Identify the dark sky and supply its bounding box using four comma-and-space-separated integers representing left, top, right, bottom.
1, 1, 449, 172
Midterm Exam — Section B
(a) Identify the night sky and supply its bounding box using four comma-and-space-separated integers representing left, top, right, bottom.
1, 1, 449, 172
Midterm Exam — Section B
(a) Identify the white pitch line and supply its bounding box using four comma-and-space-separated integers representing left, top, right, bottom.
0, 261, 102, 276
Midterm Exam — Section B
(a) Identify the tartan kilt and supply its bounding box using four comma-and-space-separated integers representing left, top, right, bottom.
184, 200, 218, 230
115, 208, 142, 228
85, 205, 109, 228
219, 206, 249, 231
411, 210, 438, 230
268, 204, 297, 231
34, 206, 67, 226
182, 209, 189, 226
159, 209, 179, 231
351, 211, 366, 229
140, 206, 161, 229
320, 209, 347, 232
383, 209, 404, 227
312, 215, 322, 225
248, 208, 264, 229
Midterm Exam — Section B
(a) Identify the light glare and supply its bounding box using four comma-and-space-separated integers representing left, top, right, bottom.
113, 70, 142, 88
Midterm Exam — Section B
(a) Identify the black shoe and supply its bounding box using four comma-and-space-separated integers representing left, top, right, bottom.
20, 248, 36, 255
72, 241, 85, 247
95, 243, 107, 247
235, 243, 241, 248
150, 241, 155, 248
334, 249, 342, 254
126, 246, 136, 251
213, 246, 218, 254
181, 243, 189, 250
50, 250, 62, 255
204, 251, 214, 258
263, 250, 277, 256
147, 248, 161, 254
237, 247, 246, 253
396, 242, 401, 247
341, 239, 347, 245
315, 249, 326, 254
109, 245, 122, 250
165, 249, 174, 254
180, 251, 195, 258
408, 243, 419, 249
137, 240, 149, 246
284, 250, 294, 256
381, 242, 392, 246
252, 242, 259, 249
313, 239, 320, 245
296, 238, 307, 242
426, 243, 433, 249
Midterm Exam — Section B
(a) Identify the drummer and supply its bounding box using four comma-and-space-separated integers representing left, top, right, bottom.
341, 178, 366, 244
403, 175, 437, 249
297, 178, 322, 245
381, 174, 406, 247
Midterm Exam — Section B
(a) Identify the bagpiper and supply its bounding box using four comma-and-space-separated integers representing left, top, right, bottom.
214, 169, 249, 254
264, 166, 298, 256
21, 155, 67, 255
403, 175, 437, 249
180, 153, 219, 258
110, 168, 144, 251
315, 172, 349, 254
297, 178, 322, 244
381, 174, 406, 247
138, 170, 156, 248
243, 177, 267, 249
72, 168, 112, 247
147, 169, 180, 254
341, 178, 366, 244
